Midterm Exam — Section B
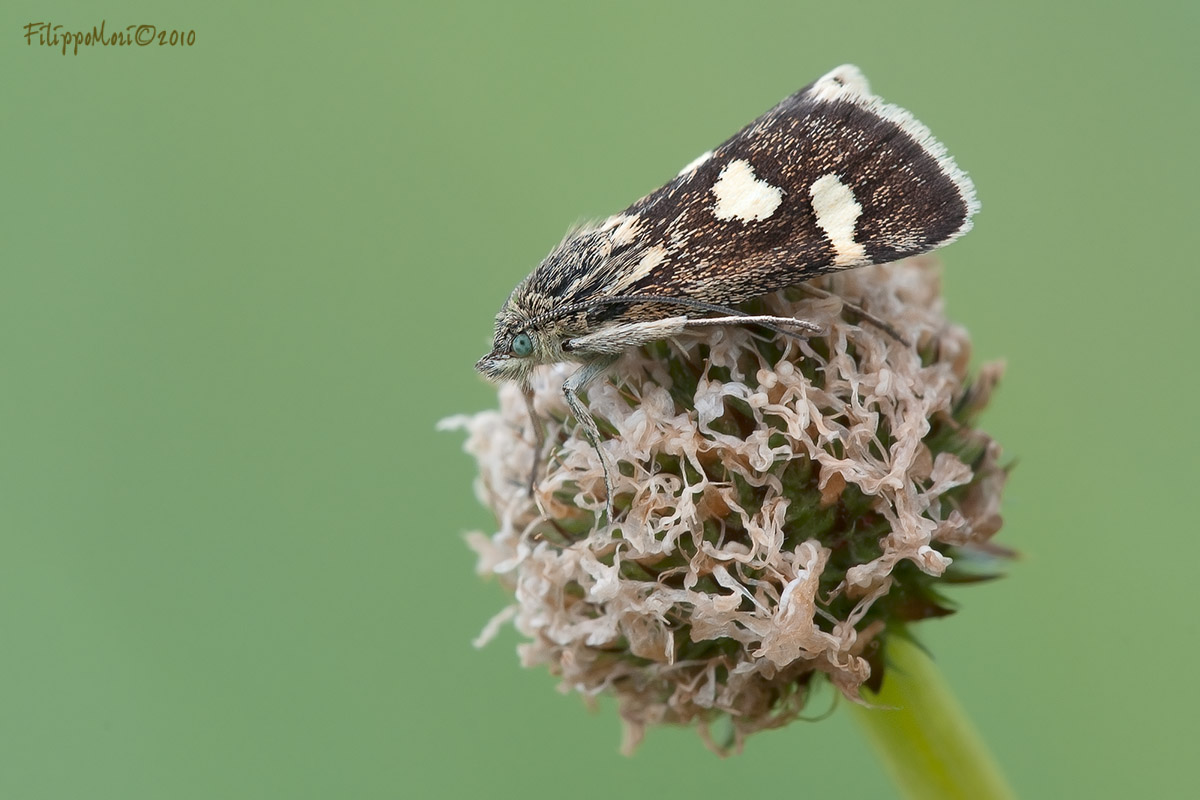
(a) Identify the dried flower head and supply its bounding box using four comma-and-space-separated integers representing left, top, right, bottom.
444, 257, 1008, 754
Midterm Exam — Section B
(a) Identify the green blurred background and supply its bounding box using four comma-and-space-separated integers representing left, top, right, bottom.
1, 1, 1195, 797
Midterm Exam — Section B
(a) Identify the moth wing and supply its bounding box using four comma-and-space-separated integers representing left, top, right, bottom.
600, 64, 978, 306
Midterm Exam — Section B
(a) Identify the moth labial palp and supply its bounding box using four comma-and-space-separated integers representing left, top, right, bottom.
475, 64, 979, 522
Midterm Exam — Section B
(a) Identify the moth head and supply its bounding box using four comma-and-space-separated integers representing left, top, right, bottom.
476, 229, 612, 385
475, 306, 571, 387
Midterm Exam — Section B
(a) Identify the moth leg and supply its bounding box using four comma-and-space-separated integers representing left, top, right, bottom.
682, 314, 822, 339
797, 283, 909, 345
561, 357, 619, 522
520, 387, 545, 497
564, 316, 688, 356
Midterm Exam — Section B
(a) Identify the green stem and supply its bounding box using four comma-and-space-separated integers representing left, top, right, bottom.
849, 636, 1015, 800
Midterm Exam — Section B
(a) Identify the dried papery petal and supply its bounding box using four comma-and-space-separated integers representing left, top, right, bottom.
447, 257, 1009, 754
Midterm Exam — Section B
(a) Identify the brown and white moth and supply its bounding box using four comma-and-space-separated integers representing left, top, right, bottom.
476, 64, 979, 520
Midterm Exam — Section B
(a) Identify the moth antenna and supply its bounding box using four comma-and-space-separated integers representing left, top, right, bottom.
531, 294, 814, 341
532, 294, 754, 326
795, 284, 910, 346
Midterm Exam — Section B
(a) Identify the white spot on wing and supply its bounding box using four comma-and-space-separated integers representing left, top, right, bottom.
677, 150, 712, 178
608, 245, 668, 294
595, 214, 643, 247
710, 159, 783, 222
598, 214, 627, 232
608, 215, 641, 246
809, 173, 866, 267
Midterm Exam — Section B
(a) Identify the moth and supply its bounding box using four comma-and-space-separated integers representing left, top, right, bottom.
476, 64, 978, 520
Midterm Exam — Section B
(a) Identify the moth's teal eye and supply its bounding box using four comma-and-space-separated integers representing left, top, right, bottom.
511, 332, 533, 357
